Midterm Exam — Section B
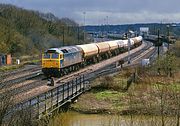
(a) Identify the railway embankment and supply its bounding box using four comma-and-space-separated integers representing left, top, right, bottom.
71, 67, 180, 116
71, 41, 180, 117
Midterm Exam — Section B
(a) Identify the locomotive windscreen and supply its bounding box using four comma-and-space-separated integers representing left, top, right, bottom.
46, 50, 57, 53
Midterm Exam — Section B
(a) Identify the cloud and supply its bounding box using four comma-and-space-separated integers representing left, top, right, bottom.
75, 10, 180, 25
1, 0, 180, 25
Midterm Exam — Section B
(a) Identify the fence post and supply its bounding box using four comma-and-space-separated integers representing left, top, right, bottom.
76, 77, 78, 94
51, 90, 53, 108
72, 80, 74, 96
57, 87, 59, 106
80, 75, 82, 91
83, 74, 85, 91
37, 96, 40, 118
29, 99, 32, 119
63, 84, 65, 101
20, 102, 23, 111
45, 93, 47, 113
20, 102, 24, 115
67, 82, 69, 99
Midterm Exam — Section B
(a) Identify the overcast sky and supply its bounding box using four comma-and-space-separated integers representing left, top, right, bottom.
1, 0, 180, 25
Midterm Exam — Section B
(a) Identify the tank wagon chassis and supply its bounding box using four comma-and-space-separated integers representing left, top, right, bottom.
42, 36, 143, 77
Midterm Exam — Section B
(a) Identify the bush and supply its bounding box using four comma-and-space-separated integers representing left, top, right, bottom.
99, 76, 114, 89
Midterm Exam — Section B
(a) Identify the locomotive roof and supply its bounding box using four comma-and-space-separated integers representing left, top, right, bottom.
46, 48, 62, 53
58, 46, 82, 53
46, 46, 82, 54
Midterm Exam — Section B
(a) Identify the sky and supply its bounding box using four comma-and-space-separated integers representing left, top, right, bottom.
1, 0, 180, 25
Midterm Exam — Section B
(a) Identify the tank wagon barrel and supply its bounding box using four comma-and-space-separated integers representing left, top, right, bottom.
76, 44, 99, 58
95, 42, 110, 54
106, 40, 119, 51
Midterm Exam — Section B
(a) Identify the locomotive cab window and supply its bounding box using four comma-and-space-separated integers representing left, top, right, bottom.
52, 53, 59, 59
43, 53, 50, 59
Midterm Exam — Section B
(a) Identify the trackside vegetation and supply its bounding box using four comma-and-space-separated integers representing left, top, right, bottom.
70, 41, 180, 126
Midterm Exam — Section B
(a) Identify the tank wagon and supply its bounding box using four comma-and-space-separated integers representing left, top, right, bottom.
95, 42, 110, 61
106, 40, 119, 56
76, 43, 99, 65
42, 36, 143, 77
132, 36, 143, 47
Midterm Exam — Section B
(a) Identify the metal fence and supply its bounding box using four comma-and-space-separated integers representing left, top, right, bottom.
9, 75, 86, 119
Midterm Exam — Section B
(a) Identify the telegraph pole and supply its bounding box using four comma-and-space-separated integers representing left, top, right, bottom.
77, 25, 80, 44
157, 29, 161, 75
167, 25, 170, 50
83, 12, 86, 44
157, 29, 160, 58
127, 31, 131, 64
106, 16, 108, 35
63, 26, 65, 46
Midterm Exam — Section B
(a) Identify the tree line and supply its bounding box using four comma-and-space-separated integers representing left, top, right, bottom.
0, 4, 85, 56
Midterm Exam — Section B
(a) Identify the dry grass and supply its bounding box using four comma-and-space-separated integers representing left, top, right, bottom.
71, 63, 180, 117
173, 40, 180, 57
49, 42, 180, 125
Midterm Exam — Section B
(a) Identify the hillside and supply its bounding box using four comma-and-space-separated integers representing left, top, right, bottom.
0, 4, 84, 56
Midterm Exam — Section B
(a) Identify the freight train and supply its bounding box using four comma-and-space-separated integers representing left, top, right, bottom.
42, 36, 143, 77
144, 35, 159, 42
144, 34, 176, 46
144, 34, 163, 46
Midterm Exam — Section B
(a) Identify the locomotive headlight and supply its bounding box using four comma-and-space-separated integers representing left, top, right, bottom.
56, 61, 59, 65
54, 61, 59, 65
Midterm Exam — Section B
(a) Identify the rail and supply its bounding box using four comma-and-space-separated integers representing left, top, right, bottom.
4, 41, 154, 120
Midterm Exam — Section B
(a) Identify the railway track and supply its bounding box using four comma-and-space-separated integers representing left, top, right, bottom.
54, 42, 150, 82
0, 75, 46, 95
0, 66, 42, 89
1, 41, 158, 121
1, 40, 166, 121
1, 41, 156, 106
0, 65, 40, 77
85, 44, 155, 80
0, 70, 42, 89
11, 41, 152, 103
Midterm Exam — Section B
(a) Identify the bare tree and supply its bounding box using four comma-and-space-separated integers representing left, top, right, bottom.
171, 84, 180, 126
0, 73, 37, 126
0, 73, 14, 125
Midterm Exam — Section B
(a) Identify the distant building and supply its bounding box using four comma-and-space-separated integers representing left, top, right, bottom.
140, 27, 149, 36
0, 54, 12, 66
